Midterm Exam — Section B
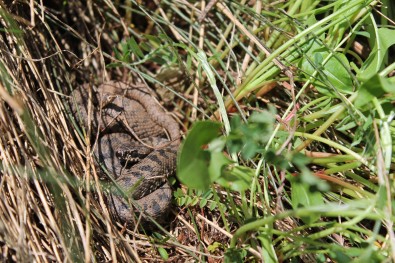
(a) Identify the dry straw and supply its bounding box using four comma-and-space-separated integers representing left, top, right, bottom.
0, 2, 187, 261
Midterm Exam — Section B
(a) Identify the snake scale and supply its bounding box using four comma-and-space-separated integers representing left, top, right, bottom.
70, 81, 180, 223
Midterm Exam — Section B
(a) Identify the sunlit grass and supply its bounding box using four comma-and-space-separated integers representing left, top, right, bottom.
0, 0, 393, 261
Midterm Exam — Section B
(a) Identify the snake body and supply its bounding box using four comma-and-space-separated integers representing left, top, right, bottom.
70, 81, 180, 223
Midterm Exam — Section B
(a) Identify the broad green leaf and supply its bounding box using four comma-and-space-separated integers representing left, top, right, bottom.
190, 196, 199, 206
157, 247, 169, 260
300, 42, 353, 96
208, 151, 232, 182
215, 165, 254, 192
359, 28, 395, 80
355, 31, 370, 38
199, 198, 208, 208
288, 160, 326, 224
317, 52, 353, 95
290, 178, 324, 224
355, 74, 395, 108
177, 121, 222, 190
209, 201, 217, 211
127, 36, 144, 58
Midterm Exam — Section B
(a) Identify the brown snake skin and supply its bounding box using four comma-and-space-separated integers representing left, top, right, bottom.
70, 81, 180, 223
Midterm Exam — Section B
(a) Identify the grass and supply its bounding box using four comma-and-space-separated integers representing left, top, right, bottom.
0, 0, 394, 262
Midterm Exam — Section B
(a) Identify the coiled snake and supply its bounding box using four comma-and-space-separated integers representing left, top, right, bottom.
70, 81, 180, 223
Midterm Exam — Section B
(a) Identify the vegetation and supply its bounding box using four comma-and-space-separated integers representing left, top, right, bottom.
0, 0, 394, 262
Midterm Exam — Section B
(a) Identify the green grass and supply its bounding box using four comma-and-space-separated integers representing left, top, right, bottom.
0, 0, 394, 262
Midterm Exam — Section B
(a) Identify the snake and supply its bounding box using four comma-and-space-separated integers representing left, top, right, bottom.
70, 81, 180, 224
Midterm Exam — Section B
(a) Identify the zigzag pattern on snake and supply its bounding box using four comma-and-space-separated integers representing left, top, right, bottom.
70, 81, 180, 223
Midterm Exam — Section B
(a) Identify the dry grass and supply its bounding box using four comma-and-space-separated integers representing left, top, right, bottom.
0, 1, 209, 262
